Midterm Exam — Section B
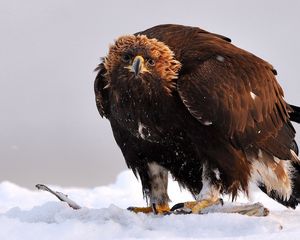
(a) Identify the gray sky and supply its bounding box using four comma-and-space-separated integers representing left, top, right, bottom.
0, 0, 299, 189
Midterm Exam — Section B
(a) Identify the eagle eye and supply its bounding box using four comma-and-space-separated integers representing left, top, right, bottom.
121, 54, 131, 63
146, 58, 155, 66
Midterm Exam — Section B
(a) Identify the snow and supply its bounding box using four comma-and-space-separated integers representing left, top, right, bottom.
1, 171, 300, 240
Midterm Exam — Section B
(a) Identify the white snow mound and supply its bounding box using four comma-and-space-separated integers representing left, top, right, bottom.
0, 171, 300, 240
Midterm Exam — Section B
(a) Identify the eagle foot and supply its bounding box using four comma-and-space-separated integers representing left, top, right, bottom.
170, 198, 223, 214
127, 203, 170, 214
171, 200, 269, 217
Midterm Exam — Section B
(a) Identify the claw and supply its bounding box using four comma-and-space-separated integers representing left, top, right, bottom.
170, 202, 192, 214
170, 202, 185, 211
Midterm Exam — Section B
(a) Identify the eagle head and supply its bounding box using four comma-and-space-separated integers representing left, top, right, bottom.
103, 35, 181, 94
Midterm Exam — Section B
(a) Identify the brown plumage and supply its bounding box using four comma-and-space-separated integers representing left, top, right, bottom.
95, 24, 300, 212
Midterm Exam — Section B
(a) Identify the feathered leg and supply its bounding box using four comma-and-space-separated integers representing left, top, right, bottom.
128, 162, 170, 214
171, 163, 223, 214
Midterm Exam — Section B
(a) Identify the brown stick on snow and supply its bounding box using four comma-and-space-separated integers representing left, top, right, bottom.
35, 184, 81, 210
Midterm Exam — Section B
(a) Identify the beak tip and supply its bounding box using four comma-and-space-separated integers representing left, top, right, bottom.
131, 56, 144, 76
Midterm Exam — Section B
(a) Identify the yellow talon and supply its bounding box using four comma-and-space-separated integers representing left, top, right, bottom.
172, 198, 223, 214
153, 203, 170, 214
190, 199, 219, 213
128, 203, 170, 214
128, 206, 153, 214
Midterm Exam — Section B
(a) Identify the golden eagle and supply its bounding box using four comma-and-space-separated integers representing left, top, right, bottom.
94, 24, 300, 216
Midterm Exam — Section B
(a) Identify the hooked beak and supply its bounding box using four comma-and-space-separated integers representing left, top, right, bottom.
130, 56, 147, 76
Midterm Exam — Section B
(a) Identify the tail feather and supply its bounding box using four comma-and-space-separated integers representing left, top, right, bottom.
258, 160, 300, 209
262, 104, 300, 208
258, 184, 298, 209
289, 104, 300, 123
290, 162, 300, 203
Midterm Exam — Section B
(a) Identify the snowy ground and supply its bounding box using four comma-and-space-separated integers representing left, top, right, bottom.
1, 171, 300, 240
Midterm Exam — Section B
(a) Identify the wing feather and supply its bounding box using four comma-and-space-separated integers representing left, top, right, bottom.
174, 33, 294, 159
94, 62, 110, 118
126, 24, 295, 159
